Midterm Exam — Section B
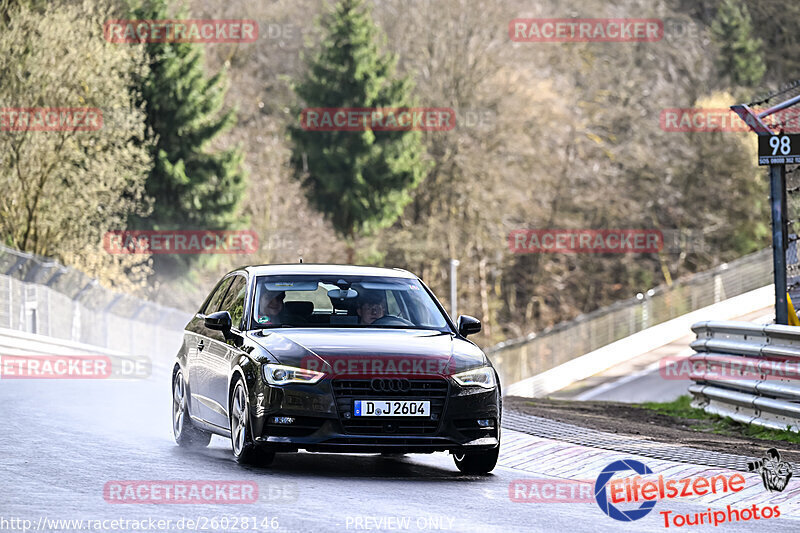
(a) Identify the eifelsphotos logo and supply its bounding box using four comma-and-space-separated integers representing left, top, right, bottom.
508, 229, 663, 254
300, 108, 455, 131
594, 459, 752, 522
660, 505, 781, 528
595, 459, 657, 521
104, 19, 258, 43
509, 18, 663, 42
747, 449, 793, 492
0, 107, 102, 132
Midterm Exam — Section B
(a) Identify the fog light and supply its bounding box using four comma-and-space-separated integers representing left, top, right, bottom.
477, 419, 492, 428
270, 416, 296, 424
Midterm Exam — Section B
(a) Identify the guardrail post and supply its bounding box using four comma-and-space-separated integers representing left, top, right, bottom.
6, 277, 12, 329
642, 297, 649, 329
713, 273, 722, 303
71, 300, 81, 342
449, 259, 459, 319
770, 163, 789, 324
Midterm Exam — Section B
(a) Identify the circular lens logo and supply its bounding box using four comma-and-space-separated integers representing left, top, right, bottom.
594, 459, 657, 521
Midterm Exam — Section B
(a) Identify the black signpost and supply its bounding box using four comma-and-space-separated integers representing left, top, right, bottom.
756, 134, 793, 324
758, 134, 800, 165
732, 103, 800, 324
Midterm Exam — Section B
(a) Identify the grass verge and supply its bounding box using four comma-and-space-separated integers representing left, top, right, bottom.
638, 395, 800, 445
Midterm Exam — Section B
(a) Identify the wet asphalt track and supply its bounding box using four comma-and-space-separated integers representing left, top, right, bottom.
1, 354, 799, 533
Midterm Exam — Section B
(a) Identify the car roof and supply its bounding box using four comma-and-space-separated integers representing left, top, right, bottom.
239, 264, 417, 279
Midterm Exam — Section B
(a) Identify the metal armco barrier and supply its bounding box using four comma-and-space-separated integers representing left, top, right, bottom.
0, 244, 191, 358
689, 320, 800, 432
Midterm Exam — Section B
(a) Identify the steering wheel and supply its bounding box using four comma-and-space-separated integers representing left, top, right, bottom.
371, 315, 415, 327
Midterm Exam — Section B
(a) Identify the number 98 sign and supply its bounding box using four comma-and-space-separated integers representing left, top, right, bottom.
759, 134, 800, 165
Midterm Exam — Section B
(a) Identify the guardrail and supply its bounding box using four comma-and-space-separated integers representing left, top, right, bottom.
0, 244, 191, 357
689, 320, 800, 432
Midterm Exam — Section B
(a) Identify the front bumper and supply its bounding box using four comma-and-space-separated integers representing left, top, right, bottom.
250, 377, 500, 453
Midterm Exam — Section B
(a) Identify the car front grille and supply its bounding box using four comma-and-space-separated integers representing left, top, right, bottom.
332, 378, 449, 435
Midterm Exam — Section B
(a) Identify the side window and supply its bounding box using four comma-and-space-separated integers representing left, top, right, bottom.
219, 275, 247, 329
202, 278, 232, 314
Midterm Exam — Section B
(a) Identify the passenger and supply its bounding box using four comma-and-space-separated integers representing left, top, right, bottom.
357, 291, 387, 325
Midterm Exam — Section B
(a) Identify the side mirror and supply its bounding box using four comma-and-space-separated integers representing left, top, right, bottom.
205, 310, 232, 332
457, 315, 481, 337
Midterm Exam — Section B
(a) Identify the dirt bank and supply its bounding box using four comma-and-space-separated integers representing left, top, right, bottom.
505, 396, 800, 463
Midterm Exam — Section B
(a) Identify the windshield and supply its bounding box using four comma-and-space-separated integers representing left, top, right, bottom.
249, 275, 450, 331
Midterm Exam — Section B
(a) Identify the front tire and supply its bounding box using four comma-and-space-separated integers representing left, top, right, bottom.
230, 378, 275, 466
172, 369, 212, 448
453, 446, 499, 474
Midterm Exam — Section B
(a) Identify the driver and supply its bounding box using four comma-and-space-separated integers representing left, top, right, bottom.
257, 289, 286, 325
356, 291, 386, 325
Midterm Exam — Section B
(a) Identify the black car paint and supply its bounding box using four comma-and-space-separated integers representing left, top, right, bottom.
174, 267, 501, 453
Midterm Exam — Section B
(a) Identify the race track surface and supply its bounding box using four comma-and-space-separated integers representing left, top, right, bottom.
1, 356, 798, 532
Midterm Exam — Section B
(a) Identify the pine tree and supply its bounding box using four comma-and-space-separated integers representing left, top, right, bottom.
288, 0, 428, 262
711, 0, 767, 87
128, 0, 246, 274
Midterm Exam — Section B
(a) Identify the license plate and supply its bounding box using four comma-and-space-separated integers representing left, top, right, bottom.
353, 400, 430, 417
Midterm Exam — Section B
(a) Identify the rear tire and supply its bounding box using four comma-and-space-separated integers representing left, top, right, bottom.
453, 446, 499, 474
172, 369, 212, 448
230, 378, 275, 466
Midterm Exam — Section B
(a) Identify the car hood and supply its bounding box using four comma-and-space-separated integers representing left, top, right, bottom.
248, 328, 488, 377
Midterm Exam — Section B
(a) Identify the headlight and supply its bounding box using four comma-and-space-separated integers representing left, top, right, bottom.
452, 366, 496, 388
263, 364, 324, 385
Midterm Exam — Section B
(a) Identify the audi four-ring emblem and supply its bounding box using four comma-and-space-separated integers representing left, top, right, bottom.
370, 378, 411, 392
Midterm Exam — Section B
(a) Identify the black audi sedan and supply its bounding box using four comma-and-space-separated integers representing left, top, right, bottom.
172, 264, 501, 473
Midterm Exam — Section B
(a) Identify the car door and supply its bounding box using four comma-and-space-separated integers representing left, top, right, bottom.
202, 273, 248, 429
188, 276, 233, 426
